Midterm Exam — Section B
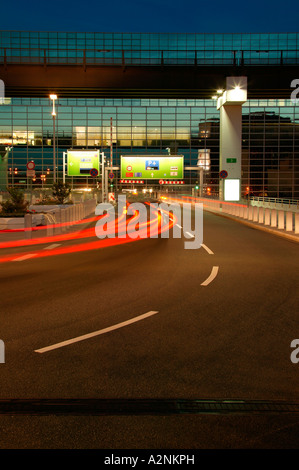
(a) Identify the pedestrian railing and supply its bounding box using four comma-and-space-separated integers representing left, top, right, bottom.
1, 47, 299, 67
247, 196, 299, 212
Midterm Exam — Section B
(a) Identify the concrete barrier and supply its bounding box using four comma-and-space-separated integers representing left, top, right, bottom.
286, 212, 293, 232
278, 211, 285, 230
162, 194, 299, 238
258, 207, 264, 224
271, 210, 277, 228
0, 217, 24, 230
0, 199, 97, 239
24, 213, 32, 239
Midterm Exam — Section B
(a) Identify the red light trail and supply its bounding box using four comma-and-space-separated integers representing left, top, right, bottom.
0, 203, 177, 264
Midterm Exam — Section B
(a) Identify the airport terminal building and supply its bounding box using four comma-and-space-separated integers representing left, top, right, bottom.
0, 31, 299, 199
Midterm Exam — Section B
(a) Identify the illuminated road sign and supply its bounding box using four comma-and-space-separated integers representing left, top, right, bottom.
67, 150, 100, 176
121, 155, 184, 180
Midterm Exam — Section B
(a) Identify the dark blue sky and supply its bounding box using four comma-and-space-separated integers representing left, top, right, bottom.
1, 0, 298, 33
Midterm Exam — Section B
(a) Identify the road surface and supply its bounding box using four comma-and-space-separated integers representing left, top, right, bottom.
0, 200, 298, 448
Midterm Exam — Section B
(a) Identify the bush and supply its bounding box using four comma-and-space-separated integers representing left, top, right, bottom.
0, 187, 29, 216
52, 181, 71, 204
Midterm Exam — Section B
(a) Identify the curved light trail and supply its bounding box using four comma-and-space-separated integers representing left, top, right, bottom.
0, 203, 177, 264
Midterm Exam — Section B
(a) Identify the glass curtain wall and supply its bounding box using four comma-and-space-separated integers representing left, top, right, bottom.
1, 32, 299, 67
0, 97, 299, 198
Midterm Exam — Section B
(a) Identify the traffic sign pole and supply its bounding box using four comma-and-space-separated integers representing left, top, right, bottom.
199, 167, 203, 197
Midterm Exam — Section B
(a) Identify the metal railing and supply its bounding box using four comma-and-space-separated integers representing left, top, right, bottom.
164, 193, 299, 236
1, 48, 299, 67
248, 196, 299, 211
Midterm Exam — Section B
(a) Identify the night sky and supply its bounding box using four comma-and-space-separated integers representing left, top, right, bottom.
1, 0, 298, 33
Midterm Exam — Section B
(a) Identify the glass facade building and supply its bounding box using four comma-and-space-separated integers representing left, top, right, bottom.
1, 32, 299, 198
1, 31, 299, 65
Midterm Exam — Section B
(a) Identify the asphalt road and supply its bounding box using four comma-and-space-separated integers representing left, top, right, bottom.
0, 202, 298, 449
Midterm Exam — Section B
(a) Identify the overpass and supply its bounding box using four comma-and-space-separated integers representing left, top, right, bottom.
0, 46, 298, 98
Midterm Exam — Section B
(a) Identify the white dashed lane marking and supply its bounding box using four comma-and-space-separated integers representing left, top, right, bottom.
201, 266, 219, 286
12, 254, 37, 262
201, 244, 214, 255
44, 244, 61, 250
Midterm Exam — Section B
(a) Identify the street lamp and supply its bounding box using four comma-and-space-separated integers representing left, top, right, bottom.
50, 94, 57, 183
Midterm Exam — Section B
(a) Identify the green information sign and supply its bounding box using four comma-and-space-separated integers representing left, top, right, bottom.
121, 155, 184, 180
226, 158, 237, 163
67, 150, 100, 176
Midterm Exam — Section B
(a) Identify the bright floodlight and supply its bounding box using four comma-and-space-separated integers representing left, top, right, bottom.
50, 94, 57, 116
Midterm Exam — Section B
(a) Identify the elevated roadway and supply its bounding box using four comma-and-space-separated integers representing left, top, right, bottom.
1, 48, 298, 98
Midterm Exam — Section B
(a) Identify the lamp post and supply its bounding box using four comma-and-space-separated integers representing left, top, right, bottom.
50, 94, 57, 183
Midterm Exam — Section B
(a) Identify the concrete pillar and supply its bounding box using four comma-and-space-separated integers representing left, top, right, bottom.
258, 207, 264, 224
271, 210, 277, 228
264, 208, 270, 225
217, 77, 247, 202
253, 206, 258, 222
286, 212, 293, 232
295, 213, 299, 234
278, 211, 285, 230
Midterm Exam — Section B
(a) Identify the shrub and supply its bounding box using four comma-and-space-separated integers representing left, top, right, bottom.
52, 181, 71, 204
0, 187, 29, 216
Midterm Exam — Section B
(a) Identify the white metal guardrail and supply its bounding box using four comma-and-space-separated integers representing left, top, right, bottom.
246, 196, 299, 212
161, 194, 299, 236
204, 198, 299, 235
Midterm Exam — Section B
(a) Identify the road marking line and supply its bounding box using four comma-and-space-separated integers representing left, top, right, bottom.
185, 231, 194, 238
201, 266, 219, 286
12, 254, 37, 262
35, 310, 159, 354
176, 224, 182, 229
44, 244, 61, 250
201, 244, 214, 255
